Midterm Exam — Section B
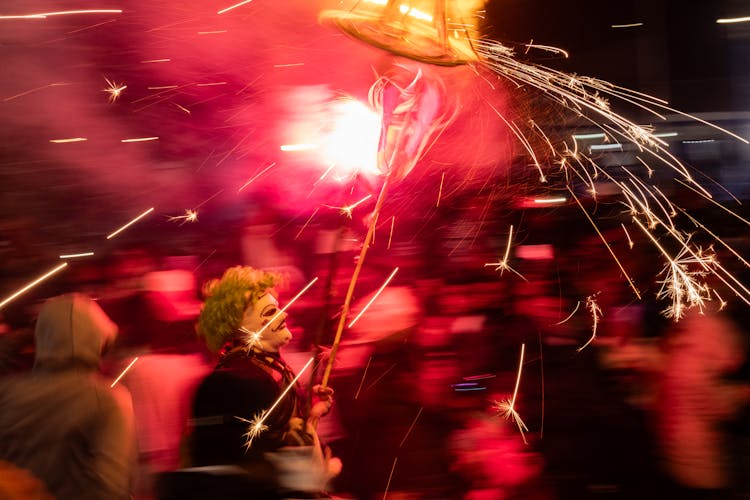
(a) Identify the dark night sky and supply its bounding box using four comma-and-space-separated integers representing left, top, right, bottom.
486, 0, 749, 113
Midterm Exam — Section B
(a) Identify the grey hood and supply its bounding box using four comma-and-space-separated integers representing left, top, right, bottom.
34, 293, 118, 370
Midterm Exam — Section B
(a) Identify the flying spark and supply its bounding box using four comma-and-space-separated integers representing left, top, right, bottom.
294, 207, 320, 240
2, 82, 71, 102
121, 137, 159, 143
102, 77, 126, 103
0, 263, 68, 309
238, 162, 276, 192
620, 223, 634, 249
555, 301, 581, 325
49, 137, 87, 143
484, 225, 525, 280
106, 207, 155, 239
387, 216, 395, 250
493, 343, 528, 443
436, 172, 445, 207
0, 9, 122, 19
59, 251, 94, 259
326, 194, 373, 219
166, 209, 198, 225
472, 36, 750, 317
348, 267, 400, 328
237, 356, 315, 450
577, 294, 602, 352
653, 242, 714, 320
111, 357, 139, 387
611, 23, 644, 28
217, 0, 253, 15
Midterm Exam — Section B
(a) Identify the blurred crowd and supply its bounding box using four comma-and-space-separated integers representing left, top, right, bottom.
2, 189, 750, 500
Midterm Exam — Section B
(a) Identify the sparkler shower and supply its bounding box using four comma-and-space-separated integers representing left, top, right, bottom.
1, 0, 749, 497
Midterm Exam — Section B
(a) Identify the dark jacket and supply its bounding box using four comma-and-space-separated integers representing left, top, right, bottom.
190, 348, 305, 466
0, 293, 136, 500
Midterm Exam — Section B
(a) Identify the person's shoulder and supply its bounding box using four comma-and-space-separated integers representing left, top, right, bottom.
90, 375, 134, 413
220, 353, 274, 379
197, 358, 277, 397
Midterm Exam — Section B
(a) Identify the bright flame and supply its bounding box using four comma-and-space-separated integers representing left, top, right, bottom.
320, 99, 381, 179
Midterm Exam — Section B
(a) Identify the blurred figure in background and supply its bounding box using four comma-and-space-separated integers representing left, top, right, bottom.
97, 244, 158, 354
330, 284, 424, 499
123, 258, 212, 498
239, 196, 306, 293
0, 293, 136, 500
654, 307, 750, 499
449, 405, 549, 500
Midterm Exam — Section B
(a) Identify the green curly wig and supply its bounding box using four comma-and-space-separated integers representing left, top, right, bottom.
197, 266, 280, 352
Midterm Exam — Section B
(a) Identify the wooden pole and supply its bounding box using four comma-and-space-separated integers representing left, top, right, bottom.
320, 175, 391, 387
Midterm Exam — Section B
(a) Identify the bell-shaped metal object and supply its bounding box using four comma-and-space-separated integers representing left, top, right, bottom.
319, 0, 484, 66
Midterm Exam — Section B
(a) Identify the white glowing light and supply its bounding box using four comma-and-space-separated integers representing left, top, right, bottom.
217, 0, 253, 15
321, 99, 381, 178
59, 252, 94, 259
280, 144, 317, 152
717, 16, 750, 24
121, 137, 159, 143
572, 132, 606, 140
0, 9, 122, 19
533, 197, 567, 204
590, 143, 623, 151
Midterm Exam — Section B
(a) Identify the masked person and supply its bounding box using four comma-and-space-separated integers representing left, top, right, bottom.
160, 266, 337, 500
0, 293, 136, 500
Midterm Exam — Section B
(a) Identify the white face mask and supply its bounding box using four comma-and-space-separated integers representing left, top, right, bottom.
240, 292, 292, 352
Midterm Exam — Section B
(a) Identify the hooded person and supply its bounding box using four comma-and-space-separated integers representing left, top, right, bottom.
0, 293, 136, 500
162, 266, 337, 500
